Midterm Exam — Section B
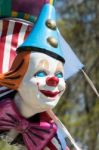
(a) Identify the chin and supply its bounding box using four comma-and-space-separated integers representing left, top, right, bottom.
45, 100, 59, 109
37, 92, 60, 109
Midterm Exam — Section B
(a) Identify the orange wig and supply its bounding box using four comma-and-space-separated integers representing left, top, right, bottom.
0, 52, 30, 90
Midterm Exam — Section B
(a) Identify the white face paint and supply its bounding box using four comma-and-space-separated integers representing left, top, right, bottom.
18, 52, 66, 116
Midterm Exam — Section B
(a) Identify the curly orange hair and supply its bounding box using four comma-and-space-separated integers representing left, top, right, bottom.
0, 52, 30, 90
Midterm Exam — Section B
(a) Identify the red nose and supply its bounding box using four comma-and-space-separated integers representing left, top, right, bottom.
46, 76, 59, 87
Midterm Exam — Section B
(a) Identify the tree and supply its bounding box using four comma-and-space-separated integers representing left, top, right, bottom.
55, 0, 99, 149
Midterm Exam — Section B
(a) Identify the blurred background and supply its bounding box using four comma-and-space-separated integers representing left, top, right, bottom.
0, 0, 98, 149
54, 0, 99, 150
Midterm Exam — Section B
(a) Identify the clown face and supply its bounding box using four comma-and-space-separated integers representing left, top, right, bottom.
18, 52, 66, 116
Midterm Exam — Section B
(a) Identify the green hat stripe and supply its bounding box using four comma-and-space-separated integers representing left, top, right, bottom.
0, 0, 11, 16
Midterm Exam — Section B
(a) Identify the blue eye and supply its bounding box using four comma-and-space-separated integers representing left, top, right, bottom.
34, 71, 47, 77
55, 72, 63, 78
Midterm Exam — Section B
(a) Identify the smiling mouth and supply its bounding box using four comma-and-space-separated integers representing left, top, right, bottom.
40, 90, 61, 98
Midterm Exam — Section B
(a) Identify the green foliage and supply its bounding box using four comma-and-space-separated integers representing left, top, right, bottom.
55, 0, 99, 149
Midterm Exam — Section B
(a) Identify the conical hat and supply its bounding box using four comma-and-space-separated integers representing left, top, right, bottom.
17, 4, 65, 63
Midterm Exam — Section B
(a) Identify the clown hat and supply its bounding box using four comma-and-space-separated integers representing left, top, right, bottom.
17, 4, 83, 80
17, 3, 84, 80
17, 4, 65, 63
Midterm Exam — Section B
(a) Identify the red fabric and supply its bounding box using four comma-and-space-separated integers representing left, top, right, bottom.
0, 21, 9, 73
0, 19, 32, 73
47, 141, 57, 150
9, 21, 22, 69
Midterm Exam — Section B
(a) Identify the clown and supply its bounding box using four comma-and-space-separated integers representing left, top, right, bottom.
0, 3, 83, 150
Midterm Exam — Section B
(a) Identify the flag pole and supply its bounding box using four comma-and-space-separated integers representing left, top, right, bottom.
47, 110, 82, 150
81, 69, 99, 98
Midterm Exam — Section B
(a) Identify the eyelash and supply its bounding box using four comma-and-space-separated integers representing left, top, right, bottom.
55, 72, 63, 78
34, 71, 47, 77
34, 71, 63, 78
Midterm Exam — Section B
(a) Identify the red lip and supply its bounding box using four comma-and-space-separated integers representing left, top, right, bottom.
40, 90, 61, 98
